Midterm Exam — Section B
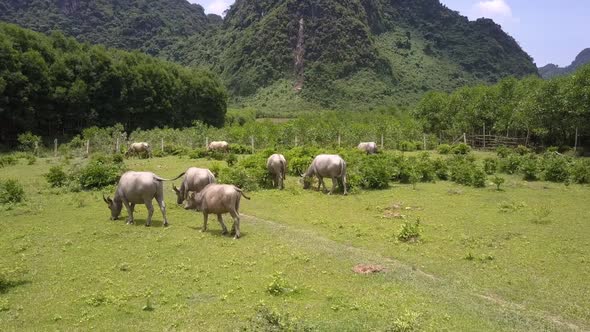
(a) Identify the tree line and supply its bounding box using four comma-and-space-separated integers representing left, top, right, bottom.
414, 64, 590, 147
0, 23, 227, 147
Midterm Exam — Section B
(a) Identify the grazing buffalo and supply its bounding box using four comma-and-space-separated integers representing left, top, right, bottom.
103, 171, 184, 226
173, 167, 216, 204
302, 154, 348, 195
125, 142, 152, 158
184, 184, 250, 239
358, 142, 378, 154
267, 154, 287, 189
208, 141, 229, 152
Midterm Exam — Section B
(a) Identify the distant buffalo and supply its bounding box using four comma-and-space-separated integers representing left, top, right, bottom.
302, 154, 348, 195
126, 142, 152, 158
173, 167, 216, 204
184, 184, 250, 239
208, 141, 229, 152
267, 154, 287, 189
103, 171, 184, 226
358, 142, 378, 154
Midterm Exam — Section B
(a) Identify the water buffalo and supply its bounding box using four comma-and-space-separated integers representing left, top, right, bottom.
184, 184, 250, 239
173, 167, 216, 204
302, 154, 348, 195
267, 154, 287, 189
208, 141, 229, 152
358, 142, 378, 154
125, 142, 152, 158
103, 171, 184, 226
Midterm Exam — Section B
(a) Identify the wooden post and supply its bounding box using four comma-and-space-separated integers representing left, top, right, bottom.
161, 138, 164, 153
86, 140, 90, 156
54, 139, 58, 157
295, 136, 298, 147
338, 134, 341, 148
483, 123, 486, 149
574, 127, 578, 153
205, 137, 209, 149
116, 137, 120, 154
463, 133, 467, 145
381, 134, 384, 149
34, 141, 39, 157
250, 136, 255, 153
423, 134, 427, 150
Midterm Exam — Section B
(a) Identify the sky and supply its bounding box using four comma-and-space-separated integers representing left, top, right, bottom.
188, 0, 590, 67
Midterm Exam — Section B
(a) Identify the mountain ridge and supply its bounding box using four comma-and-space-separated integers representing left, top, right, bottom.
539, 48, 590, 79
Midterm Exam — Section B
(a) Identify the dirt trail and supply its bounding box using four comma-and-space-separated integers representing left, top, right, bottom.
242, 214, 586, 332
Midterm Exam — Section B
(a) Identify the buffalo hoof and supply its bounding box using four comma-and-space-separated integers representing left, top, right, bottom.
164, 223, 169, 227
145, 224, 151, 227
233, 235, 240, 240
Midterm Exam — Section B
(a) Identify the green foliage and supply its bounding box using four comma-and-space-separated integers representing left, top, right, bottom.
542, 154, 571, 183
0, 155, 18, 168
448, 156, 486, 187
398, 218, 422, 243
386, 310, 422, 332
244, 305, 314, 332
491, 175, 505, 191
499, 154, 522, 175
437, 144, 452, 154
355, 155, 391, 190
17, 132, 41, 152
0, 23, 227, 146
226, 153, 238, 167
0, 179, 25, 204
483, 158, 498, 175
496, 146, 512, 158
399, 141, 417, 152
514, 145, 531, 155
75, 154, 126, 190
45, 166, 68, 188
266, 272, 297, 296
520, 155, 540, 181
569, 159, 590, 184
452, 144, 471, 155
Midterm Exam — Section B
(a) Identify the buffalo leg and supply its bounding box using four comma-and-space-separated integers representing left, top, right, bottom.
318, 176, 327, 193
201, 213, 209, 232
123, 200, 134, 224
145, 200, 154, 227
157, 199, 168, 227
217, 214, 228, 234
330, 177, 338, 195
229, 210, 240, 239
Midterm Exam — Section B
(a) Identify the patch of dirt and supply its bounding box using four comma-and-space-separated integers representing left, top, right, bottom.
353, 264, 386, 274
382, 202, 422, 219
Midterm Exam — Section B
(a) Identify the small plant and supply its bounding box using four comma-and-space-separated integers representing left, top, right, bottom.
499, 154, 522, 174
397, 218, 422, 242
243, 304, 314, 331
437, 144, 452, 154
452, 143, 471, 155
142, 297, 154, 311
498, 201, 527, 213
514, 145, 531, 155
496, 145, 512, 158
532, 206, 552, 224
45, 166, 68, 187
483, 157, 498, 175
386, 310, 421, 332
112, 153, 124, 164
225, 153, 238, 166
569, 159, 590, 184
17, 132, 41, 152
0, 155, 18, 168
491, 175, 505, 191
0, 179, 25, 204
266, 272, 296, 296
520, 156, 539, 181
25, 154, 36, 165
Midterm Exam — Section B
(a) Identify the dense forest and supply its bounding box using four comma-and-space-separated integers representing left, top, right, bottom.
0, 0, 538, 110
415, 64, 590, 146
0, 23, 227, 146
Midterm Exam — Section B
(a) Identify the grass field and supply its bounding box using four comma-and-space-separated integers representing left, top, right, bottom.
1, 155, 589, 331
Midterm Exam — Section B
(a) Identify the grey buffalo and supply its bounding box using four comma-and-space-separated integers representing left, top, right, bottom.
184, 184, 250, 239
173, 167, 216, 204
208, 141, 229, 152
103, 171, 184, 226
358, 142, 378, 154
267, 154, 287, 189
302, 154, 348, 195
125, 142, 152, 158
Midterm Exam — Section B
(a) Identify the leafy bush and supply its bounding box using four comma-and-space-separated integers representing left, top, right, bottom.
0, 155, 17, 168
75, 155, 125, 190
496, 145, 512, 158
45, 166, 68, 187
189, 148, 209, 159
229, 144, 253, 155
163, 144, 190, 157
398, 141, 416, 152
471, 167, 487, 188
398, 218, 421, 242
218, 166, 260, 191
437, 144, 452, 154
25, 154, 36, 165
226, 153, 238, 167
520, 155, 539, 181
542, 155, 570, 182
208, 151, 226, 161
0, 179, 25, 204
414, 153, 436, 182
483, 157, 498, 175
452, 143, 471, 155
569, 159, 590, 184
491, 175, 505, 190
355, 155, 391, 189
448, 156, 486, 187
499, 154, 522, 174
244, 305, 314, 332
17, 132, 41, 152
514, 145, 531, 155
266, 272, 296, 296
112, 153, 124, 164
432, 158, 449, 180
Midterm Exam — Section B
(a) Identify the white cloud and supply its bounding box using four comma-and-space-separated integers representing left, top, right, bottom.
206, 0, 231, 16
475, 0, 512, 18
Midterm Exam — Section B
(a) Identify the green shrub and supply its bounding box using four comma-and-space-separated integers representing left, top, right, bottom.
244, 305, 314, 332
432, 158, 449, 180
225, 153, 238, 167
218, 166, 260, 191
0, 179, 25, 204
76, 156, 125, 190
547, 146, 558, 153
496, 145, 512, 158
471, 167, 487, 188
542, 155, 570, 182
398, 141, 416, 152
520, 155, 540, 181
514, 145, 531, 155
483, 158, 498, 175
189, 148, 208, 159
266, 272, 296, 296
437, 144, 452, 154
17, 132, 41, 152
289, 157, 313, 176
25, 154, 36, 165
229, 144, 252, 155
499, 154, 522, 174
569, 159, 590, 184
0, 155, 17, 168
356, 155, 391, 189
448, 156, 486, 187
164, 144, 190, 156
208, 151, 226, 161
112, 153, 124, 164
45, 166, 68, 187
452, 143, 471, 155
398, 218, 421, 242
414, 153, 436, 182
491, 175, 505, 190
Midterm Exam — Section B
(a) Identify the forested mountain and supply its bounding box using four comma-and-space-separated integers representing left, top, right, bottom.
539, 48, 590, 79
0, 0, 538, 110
0, 23, 227, 145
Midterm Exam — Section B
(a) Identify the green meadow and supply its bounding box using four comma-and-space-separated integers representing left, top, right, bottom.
1, 155, 589, 331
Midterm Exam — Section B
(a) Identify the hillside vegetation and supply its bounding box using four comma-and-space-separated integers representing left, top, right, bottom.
1, 0, 538, 110
0, 23, 227, 146
539, 48, 590, 79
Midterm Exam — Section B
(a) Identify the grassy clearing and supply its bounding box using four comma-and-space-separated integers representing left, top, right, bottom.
1, 155, 589, 331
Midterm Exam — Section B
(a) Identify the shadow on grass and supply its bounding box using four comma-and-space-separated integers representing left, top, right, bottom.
0, 278, 30, 294
128, 219, 165, 227
187, 225, 248, 238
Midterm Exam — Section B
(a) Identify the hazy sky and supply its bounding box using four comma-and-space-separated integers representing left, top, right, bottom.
188, 0, 590, 67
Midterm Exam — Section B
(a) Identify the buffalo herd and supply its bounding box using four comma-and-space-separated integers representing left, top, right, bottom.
106, 141, 377, 238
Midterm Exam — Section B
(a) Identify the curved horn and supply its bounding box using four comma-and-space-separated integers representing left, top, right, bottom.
172, 184, 179, 192
102, 194, 110, 204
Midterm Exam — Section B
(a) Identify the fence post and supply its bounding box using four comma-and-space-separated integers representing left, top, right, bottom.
54, 138, 58, 157
463, 133, 467, 145
381, 134, 384, 150
34, 141, 39, 157
423, 134, 426, 150
116, 137, 120, 154
161, 138, 164, 153
250, 136, 255, 153
205, 137, 209, 149
483, 123, 486, 149
338, 134, 341, 148
574, 127, 578, 153
295, 136, 298, 147
86, 140, 90, 156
